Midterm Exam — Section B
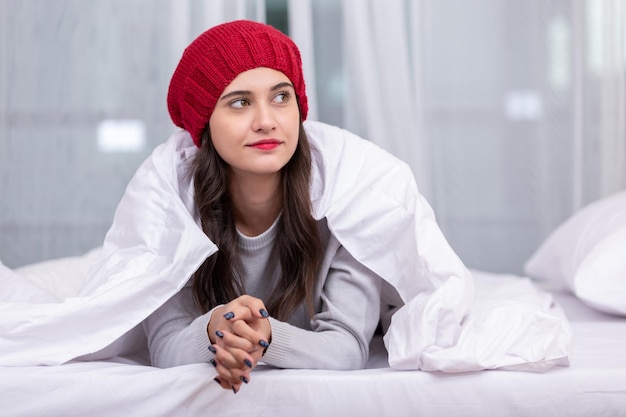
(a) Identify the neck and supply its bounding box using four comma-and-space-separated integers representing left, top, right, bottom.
230, 172, 282, 237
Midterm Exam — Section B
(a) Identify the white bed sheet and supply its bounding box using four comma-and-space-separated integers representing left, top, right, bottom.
1, 273, 625, 417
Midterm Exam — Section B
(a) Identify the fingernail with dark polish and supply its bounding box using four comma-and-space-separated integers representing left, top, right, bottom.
259, 309, 269, 318
215, 330, 224, 339
243, 359, 253, 368
210, 359, 217, 368
232, 386, 237, 394
223, 311, 235, 320
259, 339, 269, 348
213, 377, 221, 385
240, 376, 249, 384
208, 345, 216, 354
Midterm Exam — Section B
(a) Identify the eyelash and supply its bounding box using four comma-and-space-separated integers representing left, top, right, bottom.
230, 98, 250, 108
228, 91, 291, 108
274, 91, 290, 103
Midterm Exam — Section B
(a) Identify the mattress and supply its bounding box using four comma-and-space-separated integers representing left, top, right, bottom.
1, 271, 624, 417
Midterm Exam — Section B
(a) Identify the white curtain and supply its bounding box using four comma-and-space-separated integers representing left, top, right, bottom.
340, 0, 425, 190
169, 0, 267, 59
591, 1, 626, 198
1, 0, 624, 274
298, 0, 626, 273
0, 0, 265, 268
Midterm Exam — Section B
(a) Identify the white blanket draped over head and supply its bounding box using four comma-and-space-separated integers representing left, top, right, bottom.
0, 121, 571, 371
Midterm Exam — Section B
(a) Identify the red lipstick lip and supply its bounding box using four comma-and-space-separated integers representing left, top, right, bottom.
248, 139, 282, 150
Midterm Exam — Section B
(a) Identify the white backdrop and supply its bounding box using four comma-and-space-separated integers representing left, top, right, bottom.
1, 0, 624, 273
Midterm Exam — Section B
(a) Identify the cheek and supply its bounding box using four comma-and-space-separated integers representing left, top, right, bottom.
208, 113, 230, 138
280, 108, 301, 139
208, 109, 242, 137
207, 120, 237, 161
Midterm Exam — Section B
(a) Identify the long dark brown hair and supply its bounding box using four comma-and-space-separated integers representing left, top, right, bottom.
190, 122, 322, 321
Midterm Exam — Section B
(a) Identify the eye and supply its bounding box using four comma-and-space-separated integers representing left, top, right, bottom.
230, 98, 251, 109
273, 91, 290, 104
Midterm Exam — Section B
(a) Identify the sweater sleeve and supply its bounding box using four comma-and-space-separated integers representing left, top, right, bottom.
261, 244, 382, 370
143, 244, 382, 370
142, 282, 217, 368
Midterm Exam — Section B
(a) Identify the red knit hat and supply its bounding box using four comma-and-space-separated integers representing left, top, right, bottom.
167, 20, 308, 147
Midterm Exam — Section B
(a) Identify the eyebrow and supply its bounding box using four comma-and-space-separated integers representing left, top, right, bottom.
219, 81, 295, 101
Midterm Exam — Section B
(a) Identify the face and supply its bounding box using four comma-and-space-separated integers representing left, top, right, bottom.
208, 67, 301, 180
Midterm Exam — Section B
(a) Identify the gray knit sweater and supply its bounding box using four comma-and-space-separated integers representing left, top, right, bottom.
142, 217, 382, 370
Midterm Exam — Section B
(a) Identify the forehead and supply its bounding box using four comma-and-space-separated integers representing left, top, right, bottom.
222, 67, 293, 93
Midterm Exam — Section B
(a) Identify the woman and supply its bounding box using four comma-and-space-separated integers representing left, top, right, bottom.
139, 20, 473, 393
146, 19, 384, 393
0, 20, 569, 383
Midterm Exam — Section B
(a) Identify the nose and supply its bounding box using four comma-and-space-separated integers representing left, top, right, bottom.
251, 103, 276, 133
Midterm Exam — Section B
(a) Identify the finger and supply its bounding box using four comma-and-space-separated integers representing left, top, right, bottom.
220, 304, 256, 322
214, 328, 256, 352
214, 340, 256, 370
213, 376, 242, 394
212, 348, 253, 388
231, 382, 243, 394
216, 324, 268, 361
218, 297, 268, 333
216, 367, 248, 392
230, 319, 271, 352
213, 357, 249, 385
209, 298, 271, 349
208, 304, 259, 344
232, 295, 270, 320
216, 363, 251, 385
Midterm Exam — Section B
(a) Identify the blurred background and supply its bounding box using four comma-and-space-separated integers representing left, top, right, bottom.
1, 0, 624, 273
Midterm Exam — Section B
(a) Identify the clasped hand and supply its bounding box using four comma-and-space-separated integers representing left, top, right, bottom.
207, 295, 272, 393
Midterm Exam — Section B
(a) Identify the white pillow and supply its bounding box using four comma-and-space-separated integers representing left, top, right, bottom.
14, 247, 102, 301
524, 191, 626, 316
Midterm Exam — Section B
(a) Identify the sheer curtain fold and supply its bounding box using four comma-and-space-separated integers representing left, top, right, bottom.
598, 0, 626, 197
170, 0, 271, 96
340, 0, 426, 191
288, 0, 318, 121
572, 0, 626, 205
314, 0, 625, 272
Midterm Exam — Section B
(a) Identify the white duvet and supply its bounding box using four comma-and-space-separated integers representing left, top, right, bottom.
0, 121, 571, 372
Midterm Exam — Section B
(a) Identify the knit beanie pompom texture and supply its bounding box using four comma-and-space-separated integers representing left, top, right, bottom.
167, 20, 308, 147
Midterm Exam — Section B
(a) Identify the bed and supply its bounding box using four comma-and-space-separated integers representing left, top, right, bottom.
1, 191, 625, 416
0, 271, 624, 417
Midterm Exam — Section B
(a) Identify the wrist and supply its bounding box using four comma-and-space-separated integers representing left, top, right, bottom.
206, 305, 223, 344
